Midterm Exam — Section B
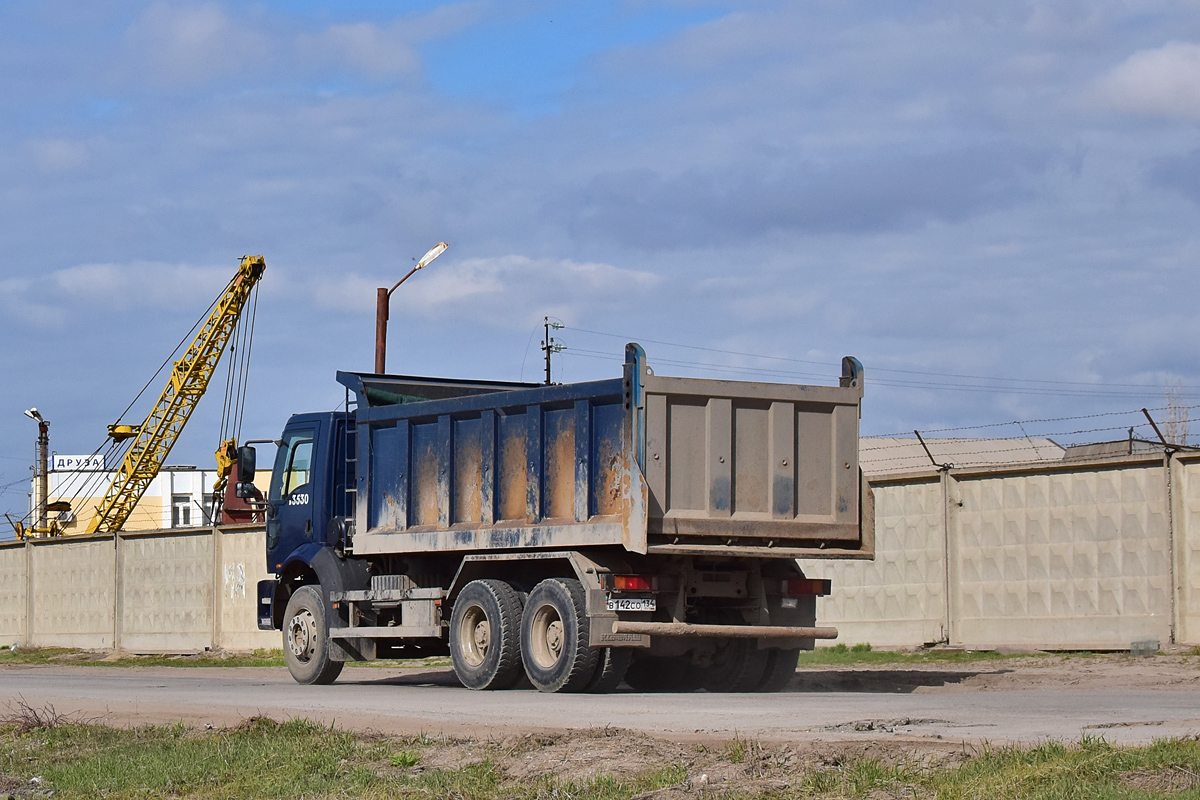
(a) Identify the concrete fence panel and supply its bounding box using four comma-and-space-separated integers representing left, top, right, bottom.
29, 537, 115, 649
0, 543, 26, 644
118, 531, 213, 653
951, 463, 1171, 650
1172, 456, 1200, 646
799, 477, 948, 647
216, 527, 277, 651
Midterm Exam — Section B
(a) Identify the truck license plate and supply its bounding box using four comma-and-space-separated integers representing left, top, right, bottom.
607, 597, 656, 612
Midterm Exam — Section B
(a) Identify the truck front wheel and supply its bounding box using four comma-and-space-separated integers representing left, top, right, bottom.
449, 579, 525, 690
282, 585, 343, 685
521, 578, 600, 693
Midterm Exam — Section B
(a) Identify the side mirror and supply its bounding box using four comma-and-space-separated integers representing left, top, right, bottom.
235, 446, 256, 499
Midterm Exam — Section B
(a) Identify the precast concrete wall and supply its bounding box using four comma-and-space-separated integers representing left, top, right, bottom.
6, 454, 1200, 653
30, 536, 115, 649
215, 527, 277, 651
1172, 456, 1200, 646
951, 463, 1170, 650
0, 525, 272, 653
801, 454, 1191, 650
803, 476, 948, 647
0, 544, 26, 644
119, 530, 213, 653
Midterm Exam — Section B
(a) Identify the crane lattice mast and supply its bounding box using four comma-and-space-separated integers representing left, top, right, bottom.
86, 255, 266, 534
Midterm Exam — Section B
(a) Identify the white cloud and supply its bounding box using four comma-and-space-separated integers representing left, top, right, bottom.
305, 23, 419, 76
1089, 41, 1200, 119
312, 255, 662, 329
298, 3, 486, 77
124, 2, 262, 86
52, 262, 232, 309
28, 139, 88, 172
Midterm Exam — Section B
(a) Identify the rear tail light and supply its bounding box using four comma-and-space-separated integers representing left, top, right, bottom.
783, 578, 831, 597
612, 575, 654, 591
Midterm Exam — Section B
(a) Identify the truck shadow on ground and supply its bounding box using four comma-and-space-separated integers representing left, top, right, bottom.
782, 669, 1009, 693
346, 667, 1009, 694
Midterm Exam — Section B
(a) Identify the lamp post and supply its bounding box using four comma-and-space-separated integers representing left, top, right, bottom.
23, 408, 48, 533
375, 242, 448, 374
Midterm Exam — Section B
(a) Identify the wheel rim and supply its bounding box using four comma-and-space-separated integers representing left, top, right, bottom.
286, 608, 317, 663
457, 604, 491, 668
529, 603, 565, 669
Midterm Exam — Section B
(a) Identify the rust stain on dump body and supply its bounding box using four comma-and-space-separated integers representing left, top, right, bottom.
594, 435, 623, 517
544, 424, 575, 519
414, 444, 439, 527
454, 436, 482, 524
498, 429, 527, 521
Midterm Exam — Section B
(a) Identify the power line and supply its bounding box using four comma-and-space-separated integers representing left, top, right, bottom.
562, 347, 1176, 400
562, 325, 1198, 393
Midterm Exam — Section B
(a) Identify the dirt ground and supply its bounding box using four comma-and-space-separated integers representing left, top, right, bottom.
383, 726, 975, 799
787, 652, 1200, 694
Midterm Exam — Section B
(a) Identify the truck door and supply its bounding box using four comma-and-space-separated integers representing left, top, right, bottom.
266, 425, 317, 566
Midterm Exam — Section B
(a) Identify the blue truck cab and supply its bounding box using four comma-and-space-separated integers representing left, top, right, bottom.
265, 412, 350, 574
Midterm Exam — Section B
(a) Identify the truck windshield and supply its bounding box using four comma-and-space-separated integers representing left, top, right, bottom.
271, 429, 315, 501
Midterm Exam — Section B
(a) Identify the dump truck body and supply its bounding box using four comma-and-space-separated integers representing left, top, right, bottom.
342, 343, 870, 560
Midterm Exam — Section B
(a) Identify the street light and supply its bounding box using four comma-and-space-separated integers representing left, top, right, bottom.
24, 408, 49, 533
375, 241, 448, 374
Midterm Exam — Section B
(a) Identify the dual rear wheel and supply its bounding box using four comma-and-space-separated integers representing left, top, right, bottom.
450, 577, 629, 693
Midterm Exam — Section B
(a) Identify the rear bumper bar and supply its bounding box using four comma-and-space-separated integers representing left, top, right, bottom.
609, 621, 838, 640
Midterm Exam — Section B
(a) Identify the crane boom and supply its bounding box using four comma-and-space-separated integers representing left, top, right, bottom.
86, 255, 266, 534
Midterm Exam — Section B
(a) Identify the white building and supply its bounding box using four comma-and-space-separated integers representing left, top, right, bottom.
38, 454, 220, 533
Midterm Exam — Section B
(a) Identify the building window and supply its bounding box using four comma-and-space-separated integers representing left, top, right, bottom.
202, 493, 216, 525
172, 494, 192, 528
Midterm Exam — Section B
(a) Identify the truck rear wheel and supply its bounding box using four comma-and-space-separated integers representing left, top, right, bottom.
282, 585, 343, 685
521, 578, 599, 693
623, 652, 701, 692
700, 639, 770, 692
586, 647, 633, 693
450, 579, 525, 690
756, 648, 800, 692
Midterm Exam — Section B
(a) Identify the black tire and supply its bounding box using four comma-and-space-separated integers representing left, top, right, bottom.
520, 578, 600, 693
449, 579, 525, 690
586, 647, 633, 693
282, 585, 343, 685
756, 648, 800, 692
623, 652, 701, 692
699, 638, 770, 692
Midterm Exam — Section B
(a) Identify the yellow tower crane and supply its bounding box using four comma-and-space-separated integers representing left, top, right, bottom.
85, 255, 266, 534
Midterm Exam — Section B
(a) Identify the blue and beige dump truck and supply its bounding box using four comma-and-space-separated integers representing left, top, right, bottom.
247, 343, 872, 692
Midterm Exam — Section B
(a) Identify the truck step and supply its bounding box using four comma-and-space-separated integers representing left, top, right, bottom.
329, 625, 442, 639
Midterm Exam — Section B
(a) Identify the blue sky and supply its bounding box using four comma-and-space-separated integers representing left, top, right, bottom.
2, 0, 1200, 521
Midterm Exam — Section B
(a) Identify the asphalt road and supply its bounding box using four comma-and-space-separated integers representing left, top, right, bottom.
3, 664, 1199, 746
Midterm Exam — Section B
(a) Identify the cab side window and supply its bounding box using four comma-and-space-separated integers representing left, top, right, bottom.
270, 430, 315, 501
284, 440, 313, 495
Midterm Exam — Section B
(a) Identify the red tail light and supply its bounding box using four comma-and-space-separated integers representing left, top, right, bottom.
783, 578, 831, 597
613, 575, 653, 591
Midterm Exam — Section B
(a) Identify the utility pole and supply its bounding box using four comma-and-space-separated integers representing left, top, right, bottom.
541, 317, 565, 385
24, 408, 48, 533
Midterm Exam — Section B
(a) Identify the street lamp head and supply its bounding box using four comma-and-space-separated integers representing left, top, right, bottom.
23, 408, 42, 423
415, 241, 449, 271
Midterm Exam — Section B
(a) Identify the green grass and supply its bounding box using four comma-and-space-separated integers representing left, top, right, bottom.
801, 736, 1200, 799
3, 713, 1200, 799
796, 642, 1074, 666
0, 717, 687, 800
0, 647, 450, 670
